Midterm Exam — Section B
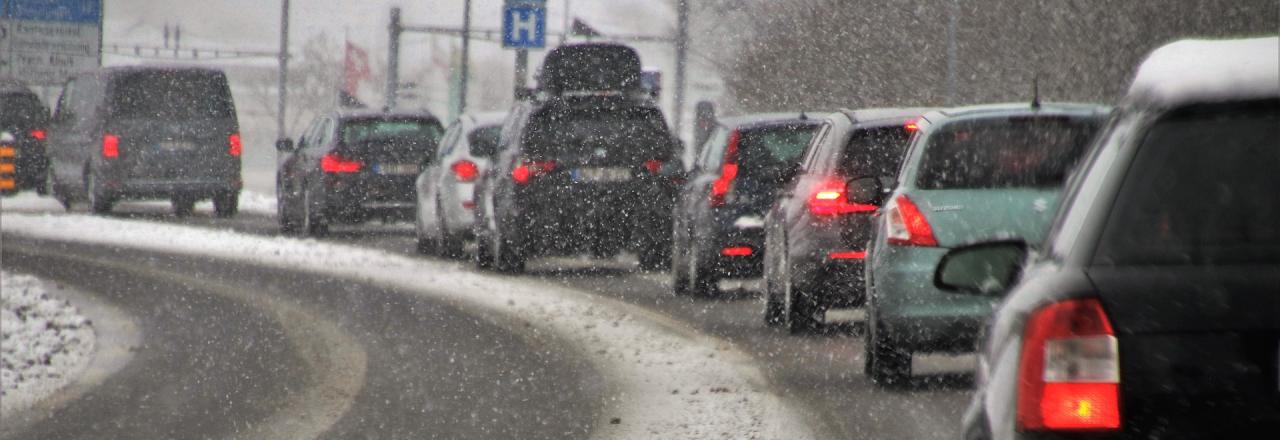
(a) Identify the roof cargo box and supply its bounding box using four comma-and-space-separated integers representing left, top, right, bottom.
538, 43, 642, 95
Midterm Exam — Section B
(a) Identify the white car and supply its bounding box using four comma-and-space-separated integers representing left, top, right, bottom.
415, 112, 506, 258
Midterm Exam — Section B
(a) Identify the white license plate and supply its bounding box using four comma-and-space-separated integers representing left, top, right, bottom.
158, 140, 195, 151
377, 163, 418, 175
572, 167, 631, 183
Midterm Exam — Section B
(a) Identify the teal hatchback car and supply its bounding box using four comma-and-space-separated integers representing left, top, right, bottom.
863, 103, 1108, 385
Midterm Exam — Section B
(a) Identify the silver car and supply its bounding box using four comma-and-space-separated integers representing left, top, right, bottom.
415, 112, 506, 258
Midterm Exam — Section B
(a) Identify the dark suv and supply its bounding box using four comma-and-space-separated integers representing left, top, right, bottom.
0, 77, 51, 195
474, 43, 679, 272
671, 113, 822, 296
276, 110, 444, 236
761, 108, 929, 331
46, 66, 242, 216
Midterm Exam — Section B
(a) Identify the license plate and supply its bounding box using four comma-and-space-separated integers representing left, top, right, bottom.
376, 163, 418, 175
158, 140, 195, 151
572, 167, 631, 183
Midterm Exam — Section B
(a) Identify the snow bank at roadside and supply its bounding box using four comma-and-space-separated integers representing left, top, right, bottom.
0, 190, 276, 216
1, 271, 96, 416
2, 212, 814, 439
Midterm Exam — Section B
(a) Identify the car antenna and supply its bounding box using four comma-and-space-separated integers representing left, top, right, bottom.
799, 111, 808, 120
1031, 75, 1041, 109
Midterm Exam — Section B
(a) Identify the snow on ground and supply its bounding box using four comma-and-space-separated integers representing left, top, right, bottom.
0, 271, 96, 416
0, 190, 277, 217
1, 212, 815, 439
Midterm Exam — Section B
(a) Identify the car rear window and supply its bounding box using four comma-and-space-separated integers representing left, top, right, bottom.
839, 126, 910, 178
109, 71, 235, 119
468, 125, 502, 157
340, 117, 444, 155
734, 123, 820, 181
0, 92, 48, 128
916, 115, 1099, 189
523, 107, 671, 159
1094, 102, 1280, 265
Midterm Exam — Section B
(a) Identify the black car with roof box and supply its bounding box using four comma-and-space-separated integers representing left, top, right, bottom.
46, 66, 242, 216
0, 77, 51, 195
276, 109, 444, 236
474, 42, 680, 272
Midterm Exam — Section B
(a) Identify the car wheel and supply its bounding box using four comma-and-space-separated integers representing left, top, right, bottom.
35, 169, 48, 196
686, 241, 718, 297
171, 195, 196, 217
302, 187, 328, 237
865, 303, 912, 386
782, 258, 820, 334
86, 172, 113, 215
435, 202, 465, 259
213, 191, 238, 218
474, 228, 495, 270
638, 232, 670, 271
48, 171, 70, 210
492, 227, 525, 273
278, 187, 298, 234
762, 248, 786, 327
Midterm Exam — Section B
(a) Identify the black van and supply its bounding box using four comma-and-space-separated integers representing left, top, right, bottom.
473, 43, 681, 272
0, 77, 51, 195
47, 66, 242, 216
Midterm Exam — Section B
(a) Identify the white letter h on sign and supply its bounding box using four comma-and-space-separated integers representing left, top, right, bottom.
511, 9, 537, 44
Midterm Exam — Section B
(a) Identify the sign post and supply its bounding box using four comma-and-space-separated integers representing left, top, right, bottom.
0, 0, 103, 86
502, 0, 545, 99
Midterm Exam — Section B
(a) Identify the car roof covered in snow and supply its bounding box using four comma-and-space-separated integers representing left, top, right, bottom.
838, 107, 936, 126
1126, 36, 1279, 108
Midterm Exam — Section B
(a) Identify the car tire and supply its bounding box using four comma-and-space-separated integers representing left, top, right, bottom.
35, 168, 48, 196
670, 221, 692, 295
686, 241, 718, 297
435, 202, 465, 259
86, 172, 113, 215
865, 304, 912, 387
171, 195, 195, 217
278, 187, 299, 234
48, 171, 70, 211
474, 229, 495, 270
492, 228, 525, 273
762, 264, 785, 327
302, 187, 328, 237
213, 191, 238, 217
782, 259, 821, 334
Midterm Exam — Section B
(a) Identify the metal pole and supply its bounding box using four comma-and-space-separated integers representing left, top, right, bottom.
277, 0, 289, 141
945, 0, 958, 105
673, 0, 689, 136
514, 48, 529, 98
562, 0, 570, 44
386, 7, 402, 110
460, 0, 471, 114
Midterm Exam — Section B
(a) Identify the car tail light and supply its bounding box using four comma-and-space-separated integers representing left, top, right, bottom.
102, 134, 120, 158
320, 152, 362, 173
808, 177, 878, 216
513, 157, 556, 184
827, 251, 867, 260
451, 159, 479, 182
904, 119, 920, 133
30, 129, 46, 140
885, 194, 937, 246
229, 133, 242, 157
644, 159, 663, 175
710, 130, 741, 207
720, 246, 753, 257
1017, 298, 1121, 432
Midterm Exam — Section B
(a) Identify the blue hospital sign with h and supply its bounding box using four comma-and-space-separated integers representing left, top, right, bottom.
502, 3, 546, 49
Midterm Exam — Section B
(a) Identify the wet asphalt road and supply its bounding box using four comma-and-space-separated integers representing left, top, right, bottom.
13, 203, 976, 439
1, 234, 602, 440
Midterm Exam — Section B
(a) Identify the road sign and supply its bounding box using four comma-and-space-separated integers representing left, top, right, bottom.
0, 0, 103, 86
502, 0, 545, 49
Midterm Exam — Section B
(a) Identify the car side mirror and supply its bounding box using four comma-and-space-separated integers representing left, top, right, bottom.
275, 138, 295, 152
934, 241, 1028, 295
846, 176, 882, 205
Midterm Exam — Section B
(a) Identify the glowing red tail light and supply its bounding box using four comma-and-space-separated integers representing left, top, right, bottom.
644, 159, 664, 175
451, 159, 479, 182
904, 119, 920, 133
827, 251, 867, 260
885, 194, 937, 246
720, 246, 753, 257
1017, 298, 1121, 432
513, 158, 556, 184
320, 152, 362, 173
30, 129, 46, 140
102, 134, 120, 158
710, 130, 741, 207
229, 133, 242, 156
808, 177, 878, 216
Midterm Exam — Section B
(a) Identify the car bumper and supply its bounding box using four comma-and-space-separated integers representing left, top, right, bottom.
870, 245, 999, 353
110, 179, 241, 199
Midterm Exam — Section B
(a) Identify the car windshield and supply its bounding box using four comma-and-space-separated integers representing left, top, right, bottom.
734, 123, 819, 182
917, 116, 1099, 189
839, 126, 911, 178
0, 93, 48, 128
467, 124, 502, 157
109, 71, 235, 119
1094, 103, 1280, 265
341, 117, 443, 148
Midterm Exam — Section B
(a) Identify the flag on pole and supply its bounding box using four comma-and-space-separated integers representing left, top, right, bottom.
343, 40, 372, 108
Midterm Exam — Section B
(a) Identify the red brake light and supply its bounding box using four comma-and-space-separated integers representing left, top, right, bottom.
320, 152, 362, 173
710, 130, 741, 207
827, 250, 867, 260
102, 134, 120, 158
720, 246, 753, 257
30, 129, 46, 140
451, 159, 479, 182
644, 159, 664, 175
229, 133, 242, 157
513, 158, 555, 184
885, 194, 937, 246
808, 177, 878, 216
1017, 298, 1120, 432
904, 119, 920, 133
